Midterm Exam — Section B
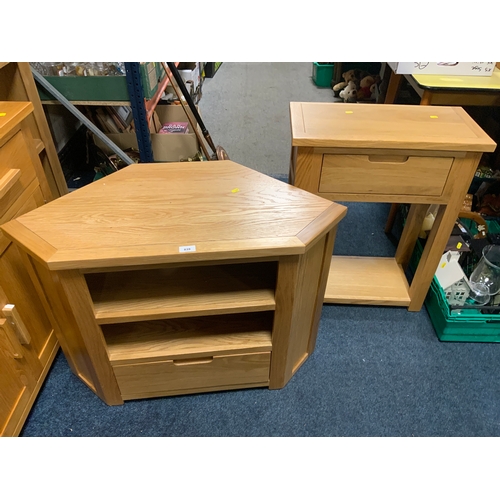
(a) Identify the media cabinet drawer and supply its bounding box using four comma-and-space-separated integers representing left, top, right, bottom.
319, 154, 453, 196
113, 351, 271, 399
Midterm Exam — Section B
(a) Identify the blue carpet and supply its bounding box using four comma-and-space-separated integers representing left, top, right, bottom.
20, 175, 500, 437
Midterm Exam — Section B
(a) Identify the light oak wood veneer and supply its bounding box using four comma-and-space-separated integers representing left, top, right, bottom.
289, 102, 496, 311
1, 160, 347, 405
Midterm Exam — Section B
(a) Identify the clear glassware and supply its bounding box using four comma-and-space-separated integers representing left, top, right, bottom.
469, 244, 500, 297
467, 281, 490, 306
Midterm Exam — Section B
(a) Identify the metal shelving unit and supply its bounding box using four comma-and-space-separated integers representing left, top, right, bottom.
124, 62, 180, 163
34, 62, 181, 165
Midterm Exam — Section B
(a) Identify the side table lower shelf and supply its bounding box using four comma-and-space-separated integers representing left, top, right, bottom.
324, 256, 411, 306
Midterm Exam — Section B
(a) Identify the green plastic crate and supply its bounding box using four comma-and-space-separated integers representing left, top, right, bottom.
312, 62, 334, 87
410, 240, 500, 342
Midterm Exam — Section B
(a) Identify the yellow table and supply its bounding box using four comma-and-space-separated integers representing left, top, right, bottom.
384, 66, 500, 106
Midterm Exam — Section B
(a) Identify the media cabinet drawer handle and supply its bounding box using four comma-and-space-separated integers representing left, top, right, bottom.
0, 169, 21, 200
2, 305, 31, 345
173, 357, 214, 366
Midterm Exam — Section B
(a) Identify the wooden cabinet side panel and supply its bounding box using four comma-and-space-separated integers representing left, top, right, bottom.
19, 122, 53, 203
307, 227, 337, 354
270, 234, 329, 389
28, 257, 99, 392
269, 255, 300, 388
55, 269, 122, 405
17, 62, 68, 197
286, 235, 327, 373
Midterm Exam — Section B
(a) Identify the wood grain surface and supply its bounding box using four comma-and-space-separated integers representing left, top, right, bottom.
3, 160, 344, 269
104, 312, 273, 364
290, 102, 497, 152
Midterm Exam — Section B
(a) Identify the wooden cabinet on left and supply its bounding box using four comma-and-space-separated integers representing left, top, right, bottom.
0, 101, 60, 436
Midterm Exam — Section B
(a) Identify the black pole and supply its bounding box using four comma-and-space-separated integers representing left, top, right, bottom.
167, 62, 217, 154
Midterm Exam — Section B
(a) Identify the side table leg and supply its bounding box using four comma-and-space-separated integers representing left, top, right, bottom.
384, 70, 403, 104
408, 153, 483, 311
395, 204, 429, 270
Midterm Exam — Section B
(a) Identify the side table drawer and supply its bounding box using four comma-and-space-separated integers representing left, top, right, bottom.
319, 154, 453, 196
113, 351, 271, 399
0, 130, 38, 217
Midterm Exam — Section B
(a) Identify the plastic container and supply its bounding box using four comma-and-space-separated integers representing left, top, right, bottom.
312, 63, 334, 87
410, 240, 500, 342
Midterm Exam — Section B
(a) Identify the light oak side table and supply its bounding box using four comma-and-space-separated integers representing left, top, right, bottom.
289, 102, 496, 312
1, 160, 347, 405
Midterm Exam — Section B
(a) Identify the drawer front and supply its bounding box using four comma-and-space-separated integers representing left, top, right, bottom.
319, 154, 453, 196
0, 130, 38, 217
113, 351, 271, 399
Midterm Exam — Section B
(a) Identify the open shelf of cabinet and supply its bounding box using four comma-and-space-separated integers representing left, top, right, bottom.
103, 312, 274, 365
85, 261, 277, 324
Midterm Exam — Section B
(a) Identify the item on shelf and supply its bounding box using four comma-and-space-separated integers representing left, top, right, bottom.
203, 62, 222, 78
435, 251, 470, 306
33, 62, 126, 77
164, 62, 229, 161
339, 81, 358, 103
159, 122, 189, 134
469, 244, 500, 297
333, 68, 380, 102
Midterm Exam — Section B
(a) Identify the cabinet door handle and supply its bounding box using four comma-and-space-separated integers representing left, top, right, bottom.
2, 304, 31, 345
0, 318, 23, 358
0, 169, 21, 200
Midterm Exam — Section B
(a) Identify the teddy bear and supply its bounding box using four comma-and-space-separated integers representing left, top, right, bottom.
356, 75, 378, 101
332, 69, 370, 97
339, 80, 358, 103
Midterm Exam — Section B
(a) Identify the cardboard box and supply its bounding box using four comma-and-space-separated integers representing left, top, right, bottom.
152, 105, 199, 161
166, 63, 201, 95
96, 105, 200, 162
389, 62, 496, 77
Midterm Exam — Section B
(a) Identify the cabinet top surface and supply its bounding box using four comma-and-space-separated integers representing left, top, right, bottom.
290, 102, 496, 152
0, 101, 33, 141
1, 161, 346, 270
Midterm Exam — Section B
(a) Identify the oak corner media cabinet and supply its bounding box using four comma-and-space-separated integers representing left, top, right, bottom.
1, 160, 347, 405
289, 101, 497, 312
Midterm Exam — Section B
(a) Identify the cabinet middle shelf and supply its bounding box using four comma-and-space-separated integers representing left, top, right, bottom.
85, 261, 278, 325
103, 312, 274, 365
